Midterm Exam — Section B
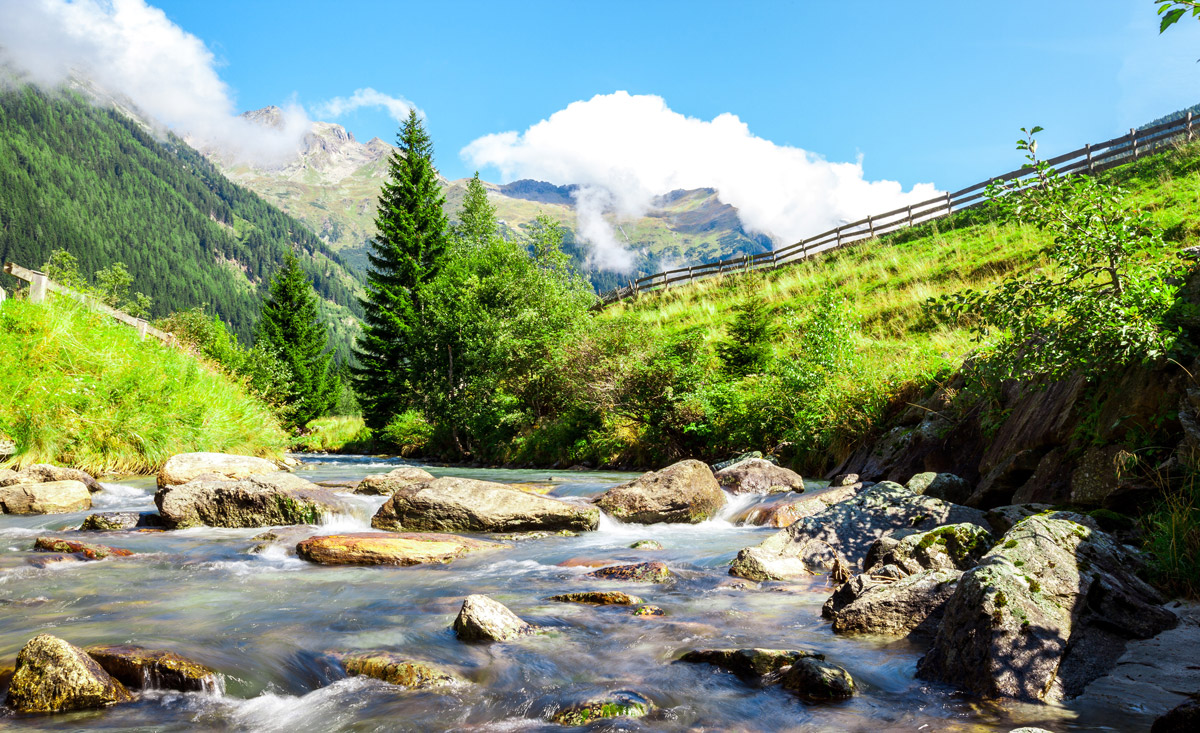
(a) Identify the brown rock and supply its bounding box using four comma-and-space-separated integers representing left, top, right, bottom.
353, 466, 435, 495
85, 644, 220, 692
549, 591, 644, 605
587, 562, 672, 583
596, 459, 726, 524
5, 634, 132, 713
330, 651, 464, 689
453, 594, 533, 642
714, 458, 804, 494
157, 452, 279, 489
371, 476, 598, 533
0, 480, 91, 514
296, 532, 504, 566
33, 537, 134, 560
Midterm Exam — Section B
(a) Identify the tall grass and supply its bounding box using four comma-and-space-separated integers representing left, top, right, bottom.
0, 299, 286, 474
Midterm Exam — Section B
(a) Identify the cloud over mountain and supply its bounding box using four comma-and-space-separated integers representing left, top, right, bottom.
313, 88, 421, 124
463, 92, 942, 271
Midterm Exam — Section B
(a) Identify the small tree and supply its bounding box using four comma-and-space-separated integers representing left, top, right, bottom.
453, 172, 497, 248
260, 253, 336, 428
719, 284, 775, 377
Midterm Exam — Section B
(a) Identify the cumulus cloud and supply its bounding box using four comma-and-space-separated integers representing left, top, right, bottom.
463, 92, 942, 272
313, 87, 420, 124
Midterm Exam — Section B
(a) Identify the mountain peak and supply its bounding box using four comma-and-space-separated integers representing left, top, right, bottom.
241, 105, 285, 130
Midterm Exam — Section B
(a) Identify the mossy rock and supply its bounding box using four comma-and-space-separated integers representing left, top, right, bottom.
631, 604, 665, 617
33, 537, 134, 561
85, 644, 220, 692
779, 657, 855, 701
5, 634, 133, 713
629, 539, 664, 550
587, 561, 672, 583
678, 648, 822, 678
551, 690, 653, 725
548, 591, 643, 606
331, 651, 464, 689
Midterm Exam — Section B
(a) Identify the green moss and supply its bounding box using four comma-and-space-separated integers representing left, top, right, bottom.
1004, 539, 1019, 549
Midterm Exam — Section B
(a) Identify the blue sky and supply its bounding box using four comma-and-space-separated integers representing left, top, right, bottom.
150, 0, 1200, 190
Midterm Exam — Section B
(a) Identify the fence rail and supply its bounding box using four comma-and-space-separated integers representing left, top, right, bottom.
2, 262, 177, 346
598, 112, 1197, 305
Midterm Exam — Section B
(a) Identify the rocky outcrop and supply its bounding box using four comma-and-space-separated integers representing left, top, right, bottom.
0, 480, 91, 514
154, 472, 351, 529
551, 690, 652, 726
296, 532, 503, 566
453, 594, 534, 642
778, 658, 855, 701
729, 482, 988, 581
5, 634, 133, 713
371, 477, 598, 533
157, 452, 279, 488
85, 645, 220, 692
0, 464, 103, 493
677, 648, 820, 678
906, 472, 972, 504
714, 458, 804, 494
596, 460, 725, 524
917, 515, 1177, 701
353, 466, 435, 495
587, 562, 672, 583
34, 537, 134, 560
79, 512, 163, 531
330, 651, 464, 689
549, 591, 644, 605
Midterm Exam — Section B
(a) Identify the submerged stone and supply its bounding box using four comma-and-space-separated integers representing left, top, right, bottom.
548, 591, 644, 606
5, 634, 133, 713
85, 644, 220, 692
296, 531, 503, 566
453, 594, 534, 642
631, 604, 665, 617
677, 648, 822, 678
33, 537, 134, 560
330, 651, 464, 689
629, 539, 664, 550
778, 657, 856, 701
587, 562, 673, 583
551, 690, 653, 725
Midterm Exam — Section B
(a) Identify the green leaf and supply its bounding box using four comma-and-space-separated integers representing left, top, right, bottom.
1161, 8, 1187, 32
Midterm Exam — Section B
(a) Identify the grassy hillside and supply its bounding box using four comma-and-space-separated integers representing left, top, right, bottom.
0, 87, 362, 361
0, 299, 287, 474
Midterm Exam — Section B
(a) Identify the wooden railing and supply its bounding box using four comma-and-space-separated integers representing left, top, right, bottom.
599, 112, 1198, 305
2, 262, 177, 346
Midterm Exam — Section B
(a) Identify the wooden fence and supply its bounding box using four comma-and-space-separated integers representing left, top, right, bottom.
2, 262, 177, 346
598, 112, 1197, 305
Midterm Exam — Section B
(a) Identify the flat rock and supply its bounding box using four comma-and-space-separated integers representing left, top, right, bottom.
85, 644, 220, 692
0, 480, 91, 514
297, 532, 503, 566
34, 537, 134, 560
453, 594, 533, 642
330, 651, 464, 689
677, 648, 822, 678
779, 657, 855, 701
729, 482, 988, 581
5, 634, 132, 713
549, 591, 644, 606
587, 562, 672, 583
596, 460, 725, 524
917, 515, 1178, 702
550, 690, 653, 726
824, 569, 963, 636
353, 466, 435, 495
79, 512, 164, 531
714, 458, 804, 495
371, 476, 598, 533
10, 464, 104, 493
155, 472, 352, 529
157, 452, 279, 488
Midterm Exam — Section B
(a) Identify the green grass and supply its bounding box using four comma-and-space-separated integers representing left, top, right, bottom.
0, 299, 287, 475
291, 415, 373, 453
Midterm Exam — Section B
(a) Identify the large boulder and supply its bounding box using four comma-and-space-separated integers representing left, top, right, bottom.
917, 515, 1178, 701
714, 458, 804, 495
729, 482, 988, 581
329, 651, 464, 689
296, 532, 504, 566
371, 477, 598, 533
453, 594, 534, 642
869, 523, 993, 575
353, 466, 436, 495
85, 645, 220, 692
596, 460, 726, 524
157, 452, 279, 489
823, 569, 963, 636
906, 472, 972, 504
1154, 698, 1200, 732
0, 480, 91, 514
5, 634, 133, 713
154, 472, 351, 529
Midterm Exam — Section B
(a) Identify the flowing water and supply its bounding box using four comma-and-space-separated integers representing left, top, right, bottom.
0, 456, 1155, 731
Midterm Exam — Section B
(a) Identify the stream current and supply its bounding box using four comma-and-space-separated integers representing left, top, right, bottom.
0, 456, 1156, 731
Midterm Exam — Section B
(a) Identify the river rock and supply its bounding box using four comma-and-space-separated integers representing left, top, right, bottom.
551, 690, 653, 725
549, 591, 644, 605
917, 515, 1178, 701
85, 644, 220, 692
1153, 697, 1200, 732
632, 604, 665, 617
12, 465, 104, 493
630, 539, 663, 550
830, 473, 859, 486
869, 523, 993, 575
906, 472, 972, 504
0, 480, 91, 514
823, 569, 964, 636
712, 451, 766, 472
34, 537, 134, 560
249, 526, 322, 554
778, 657, 855, 701
714, 458, 804, 495
729, 482, 988, 581
371, 477, 598, 533
736, 482, 864, 527
678, 648, 821, 678
79, 512, 164, 531
297, 532, 503, 566
157, 452, 279, 488
155, 472, 351, 529
353, 466, 435, 495
330, 651, 464, 689
587, 562, 672, 583
596, 459, 725, 524
453, 594, 534, 642
5, 634, 133, 713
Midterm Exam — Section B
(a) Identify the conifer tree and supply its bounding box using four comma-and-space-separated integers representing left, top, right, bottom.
454, 172, 497, 247
259, 252, 336, 428
354, 110, 449, 428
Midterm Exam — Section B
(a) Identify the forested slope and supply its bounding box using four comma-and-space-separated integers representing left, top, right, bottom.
0, 86, 362, 357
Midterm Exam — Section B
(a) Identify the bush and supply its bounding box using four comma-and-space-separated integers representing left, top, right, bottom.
379, 410, 434, 456
1142, 474, 1200, 599
291, 416, 373, 453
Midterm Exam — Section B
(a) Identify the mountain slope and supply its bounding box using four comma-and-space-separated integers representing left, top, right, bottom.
0, 87, 362, 360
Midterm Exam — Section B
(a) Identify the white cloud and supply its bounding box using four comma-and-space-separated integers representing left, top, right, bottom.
463, 92, 941, 272
313, 87, 420, 124
0, 0, 311, 164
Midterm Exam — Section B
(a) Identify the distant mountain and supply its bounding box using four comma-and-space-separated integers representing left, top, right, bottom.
203, 107, 774, 290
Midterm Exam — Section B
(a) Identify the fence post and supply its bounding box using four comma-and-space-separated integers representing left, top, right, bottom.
944, 191, 953, 216
835, 228, 841, 249
867, 215, 875, 238
1189, 111, 1194, 142
1086, 143, 1093, 173
1131, 128, 1138, 159
906, 205, 913, 226
136, 319, 149, 340
29, 273, 48, 303
0, 287, 6, 304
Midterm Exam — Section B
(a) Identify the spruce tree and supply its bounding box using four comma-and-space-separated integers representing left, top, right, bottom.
354, 110, 449, 429
259, 253, 336, 428
454, 172, 497, 247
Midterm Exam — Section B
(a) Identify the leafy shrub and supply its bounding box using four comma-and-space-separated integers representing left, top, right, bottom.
379, 410, 434, 456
